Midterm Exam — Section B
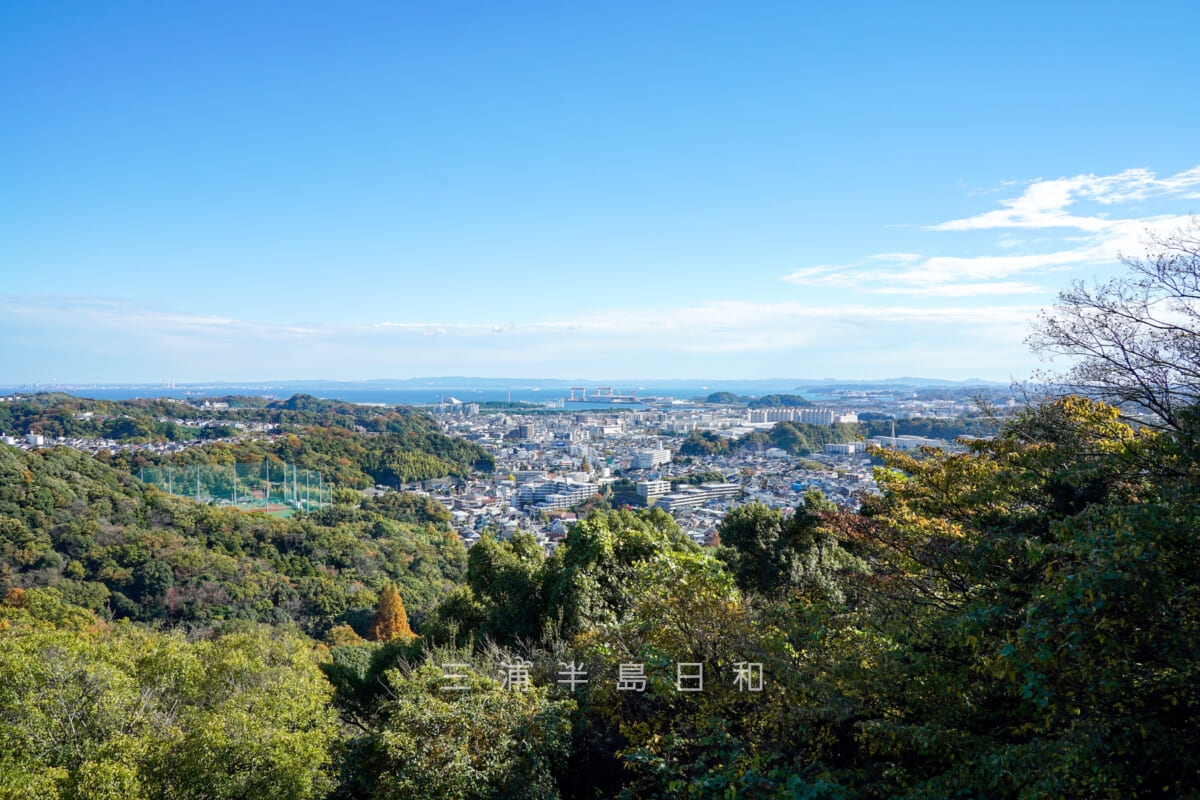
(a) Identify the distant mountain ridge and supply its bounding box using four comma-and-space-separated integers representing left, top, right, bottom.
3, 375, 1009, 392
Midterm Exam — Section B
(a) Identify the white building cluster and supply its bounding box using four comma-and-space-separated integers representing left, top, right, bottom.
746, 408, 858, 425
517, 479, 596, 511
867, 434, 945, 450
655, 482, 742, 512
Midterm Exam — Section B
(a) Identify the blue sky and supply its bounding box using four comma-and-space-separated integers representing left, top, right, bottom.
3, 1, 1199, 383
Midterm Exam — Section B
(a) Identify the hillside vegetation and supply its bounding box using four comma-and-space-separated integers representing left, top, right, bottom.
2, 393, 495, 486
0, 446, 465, 635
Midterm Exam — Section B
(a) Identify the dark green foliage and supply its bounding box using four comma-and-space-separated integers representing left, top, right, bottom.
680, 422, 858, 458
542, 508, 698, 641
813, 398, 1200, 798
746, 394, 813, 409
0, 446, 466, 634
100, 425, 493, 489
704, 392, 741, 404
715, 492, 844, 596
423, 531, 547, 647
761, 420, 858, 455
425, 509, 697, 649
678, 430, 732, 456
670, 471, 727, 486
3, 393, 495, 485
858, 415, 1001, 440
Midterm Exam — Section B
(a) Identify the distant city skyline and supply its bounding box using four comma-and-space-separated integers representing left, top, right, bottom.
3, 2, 1199, 383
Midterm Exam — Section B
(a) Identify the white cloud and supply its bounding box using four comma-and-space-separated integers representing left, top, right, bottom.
870, 252, 922, 263
929, 167, 1200, 232
9, 166, 1195, 382
780, 166, 1200, 298
871, 282, 1049, 297
779, 264, 861, 287
1, 294, 1038, 361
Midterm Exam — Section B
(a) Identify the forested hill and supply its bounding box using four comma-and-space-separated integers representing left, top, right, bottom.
2, 392, 458, 439
99, 426, 494, 488
0, 445, 466, 634
1, 393, 495, 486
678, 416, 1003, 457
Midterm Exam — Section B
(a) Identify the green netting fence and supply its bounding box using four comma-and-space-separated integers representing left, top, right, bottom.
139, 462, 331, 514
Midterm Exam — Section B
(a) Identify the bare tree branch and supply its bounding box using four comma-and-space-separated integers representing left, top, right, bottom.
1028, 217, 1200, 438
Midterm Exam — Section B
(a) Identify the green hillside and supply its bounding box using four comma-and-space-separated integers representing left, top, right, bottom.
0, 446, 465, 635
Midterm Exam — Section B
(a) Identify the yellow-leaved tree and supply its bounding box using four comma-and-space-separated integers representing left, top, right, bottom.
368, 584, 415, 642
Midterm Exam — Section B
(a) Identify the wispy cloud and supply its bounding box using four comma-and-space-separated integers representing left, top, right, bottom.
871, 282, 1046, 297
870, 252, 922, 263
1, 293, 1039, 367
781, 166, 1200, 297
929, 167, 1200, 232
7, 166, 1196, 383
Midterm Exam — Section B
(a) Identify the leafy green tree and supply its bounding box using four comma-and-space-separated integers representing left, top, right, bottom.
359, 664, 574, 800
0, 610, 338, 800
678, 430, 732, 457
716, 492, 843, 597
704, 391, 741, 404
747, 394, 813, 409
542, 508, 697, 641
424, 531, 547, 647
823, 397, 1200, 798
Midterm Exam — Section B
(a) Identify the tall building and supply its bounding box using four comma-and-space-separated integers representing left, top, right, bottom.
633, 448, 672, 469
655, 483, 741, 513
636, 479, 671, 499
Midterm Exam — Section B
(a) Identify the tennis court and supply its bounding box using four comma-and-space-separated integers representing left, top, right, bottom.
140, 462, 330, 514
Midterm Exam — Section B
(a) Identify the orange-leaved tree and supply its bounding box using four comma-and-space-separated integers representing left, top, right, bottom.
368, 584, 415, 642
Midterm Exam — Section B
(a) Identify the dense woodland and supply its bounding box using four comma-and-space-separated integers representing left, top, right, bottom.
0, 446, 465, 634
676, 416, 1002, 459
679, 421, 863, 457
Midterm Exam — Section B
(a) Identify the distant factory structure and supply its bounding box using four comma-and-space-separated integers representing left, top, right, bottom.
566, 387, 645, 404
867, 434, 946, 450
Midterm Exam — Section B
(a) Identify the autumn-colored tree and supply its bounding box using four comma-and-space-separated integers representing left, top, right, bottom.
2, 587, 25, 608
368, 584, 414, 642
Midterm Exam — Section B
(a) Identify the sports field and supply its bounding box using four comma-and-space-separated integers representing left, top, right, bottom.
140, 463, 328, 515
229, 501, 294, 518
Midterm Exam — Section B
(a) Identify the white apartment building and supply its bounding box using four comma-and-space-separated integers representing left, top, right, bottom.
655, 482, 741, 513
518, 480, 596, 510
636, 479, 671, 499
825, 441, 866, 455
745, 408, 853, 425
868, 435, 944, 450
633, 448, 672, 469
